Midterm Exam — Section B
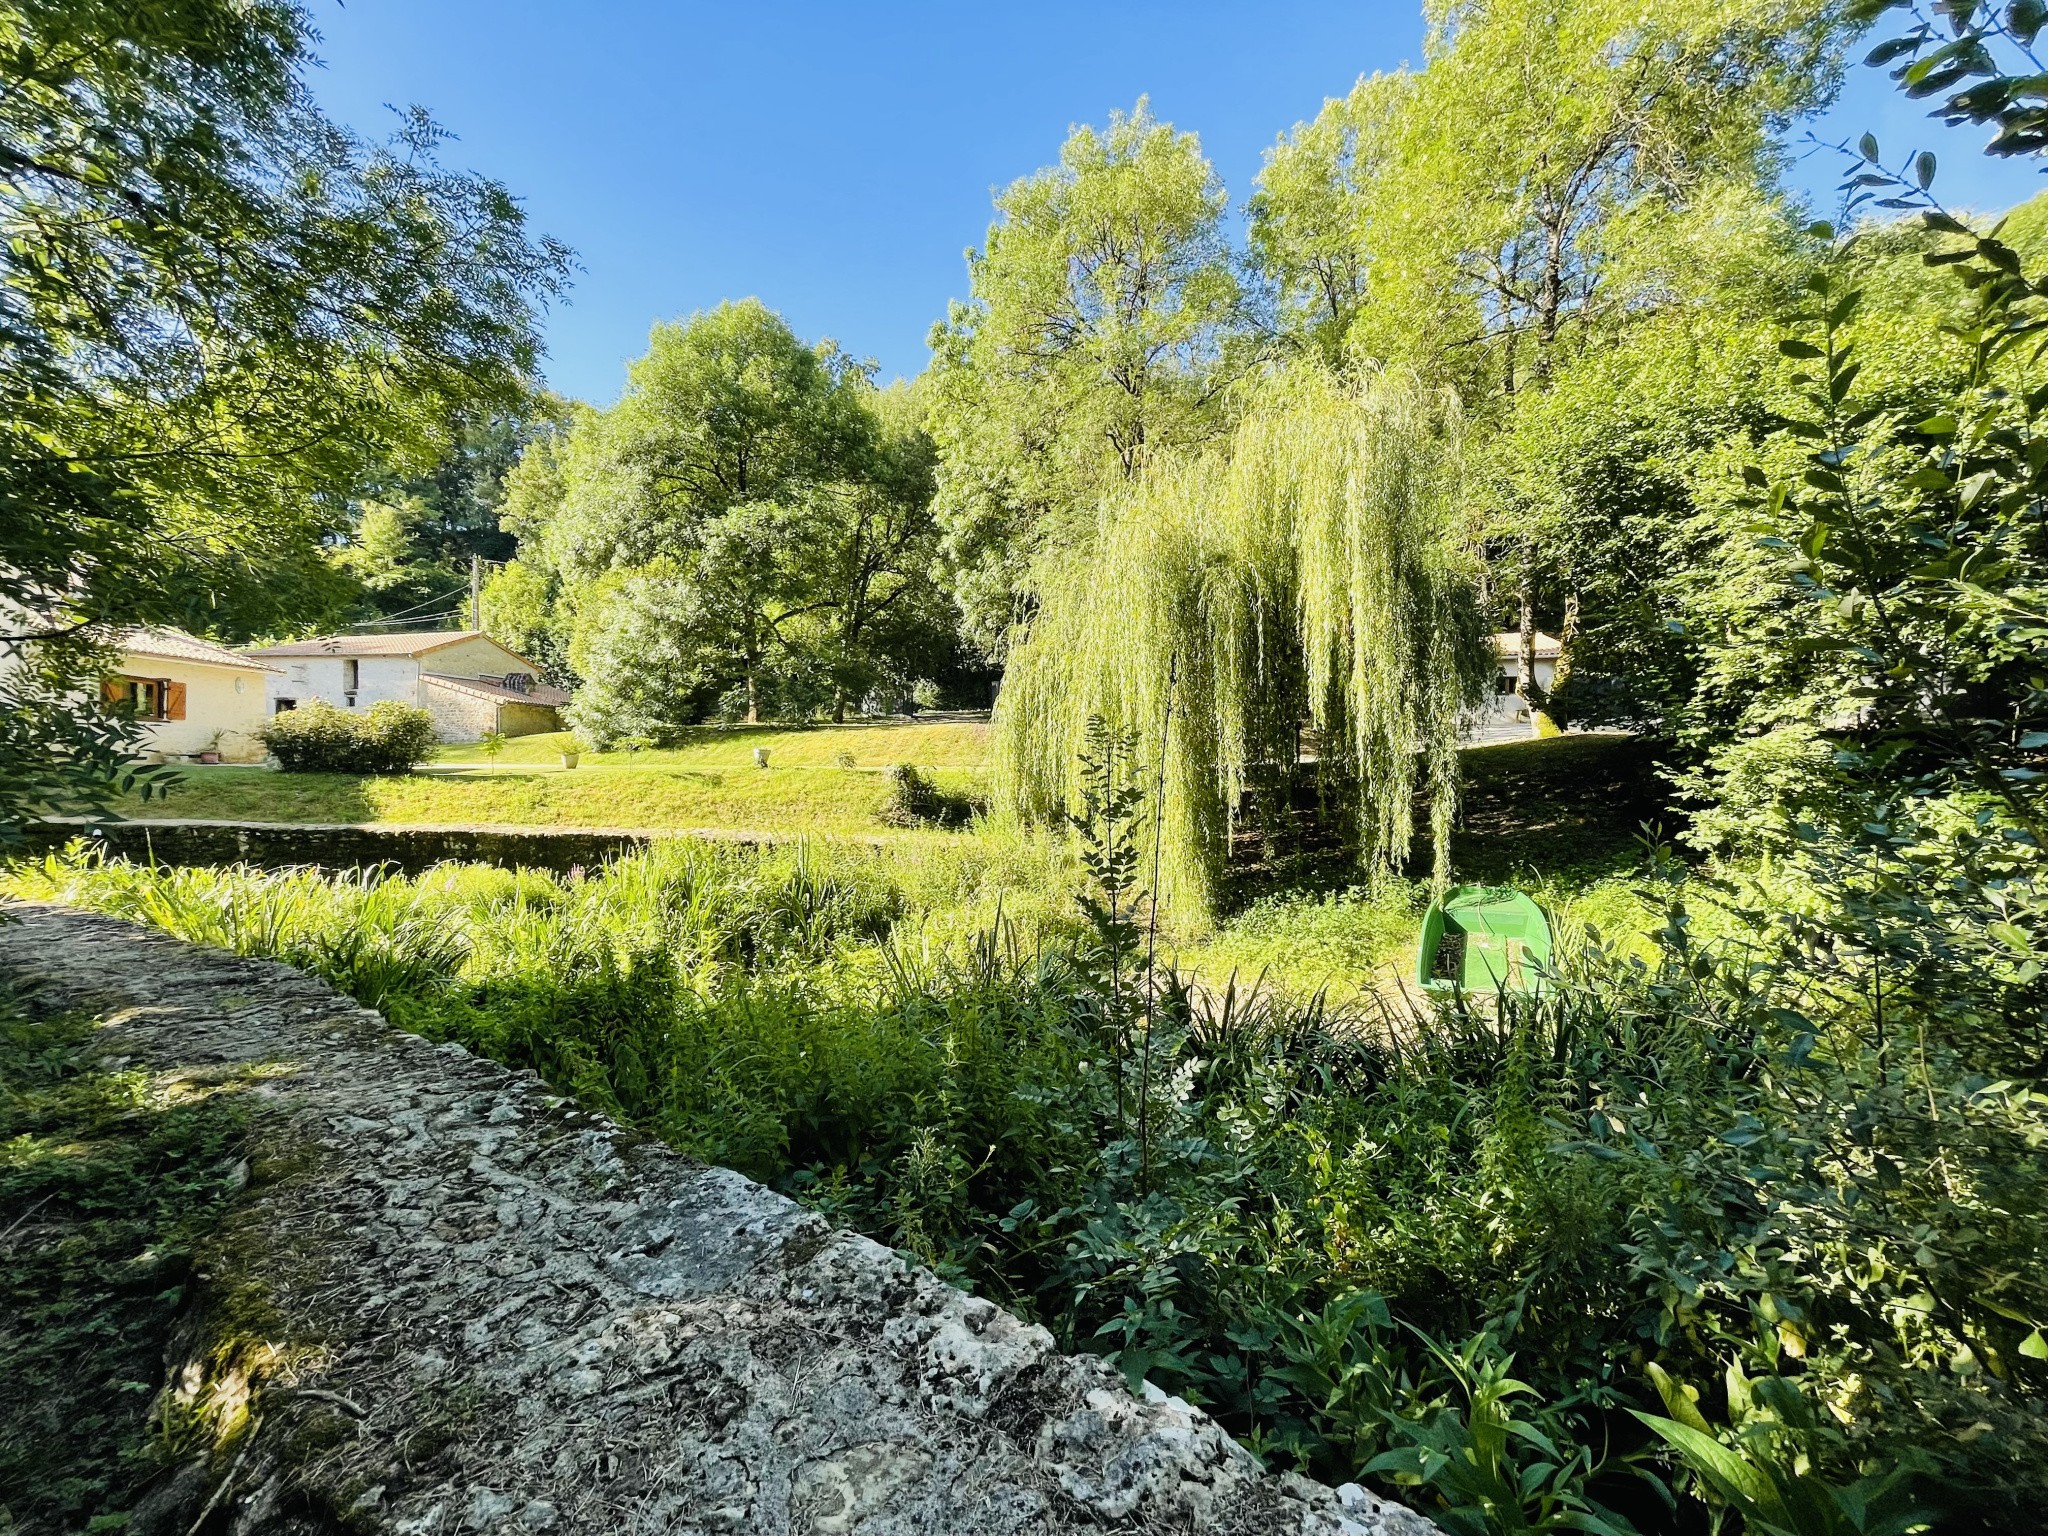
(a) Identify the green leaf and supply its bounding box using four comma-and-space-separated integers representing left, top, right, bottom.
1914, 150, 1937, 189
1989, 921, 2031, 953
1779, 339, 1825, 359
1630, 1412, 1791, 1525
1858, 131, 1882, 162
2021, 1330, 2048, 1360
1646, 1362, 1713, 1435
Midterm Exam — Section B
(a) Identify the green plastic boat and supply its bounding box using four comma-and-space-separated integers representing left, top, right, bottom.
1417, 885, 1551, 996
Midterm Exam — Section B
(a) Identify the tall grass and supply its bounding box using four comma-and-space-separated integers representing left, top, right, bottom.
8, 841, 2045, 1533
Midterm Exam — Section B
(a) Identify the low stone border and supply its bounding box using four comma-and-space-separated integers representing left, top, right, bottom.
18, 818, 867, 876
0, 904, 1434, 1536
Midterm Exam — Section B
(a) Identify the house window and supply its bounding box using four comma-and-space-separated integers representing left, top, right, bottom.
274, 698, 297, 714
1495, 671, 1516, 696
103, 675, 183, 721
342, 658, 359, 707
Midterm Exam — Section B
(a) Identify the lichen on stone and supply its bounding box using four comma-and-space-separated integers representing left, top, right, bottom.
0, 903, 1438, 1536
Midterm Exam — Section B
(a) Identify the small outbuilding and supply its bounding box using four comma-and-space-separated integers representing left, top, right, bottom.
102, 628, 279, 763
246, 630, 568, 743
1474, 631, 1562, 740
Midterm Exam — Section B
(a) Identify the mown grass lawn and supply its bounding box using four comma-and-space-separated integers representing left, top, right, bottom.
117, 719, 994, 838
439, 719, 992, 770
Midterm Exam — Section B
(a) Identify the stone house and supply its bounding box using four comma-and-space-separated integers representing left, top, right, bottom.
246, 631, 568, 743
1475, 631, 1562, 739
101, 628, 278, 763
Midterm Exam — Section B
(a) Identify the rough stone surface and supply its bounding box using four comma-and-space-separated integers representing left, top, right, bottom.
0, 904, 1437, 1536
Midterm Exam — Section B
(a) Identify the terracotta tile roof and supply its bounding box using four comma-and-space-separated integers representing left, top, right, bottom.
421, 672, 571, 708
1491, 631, 1563, 662
249, 629, 496, 659
118, 627, 280, 673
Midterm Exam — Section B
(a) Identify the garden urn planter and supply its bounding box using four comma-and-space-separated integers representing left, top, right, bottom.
560, 751, 580, 770
753, 747, 771, 768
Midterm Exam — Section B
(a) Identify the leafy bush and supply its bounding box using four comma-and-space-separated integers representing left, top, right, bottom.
13, 828, 2046, 1532
878, 762, 978, 828
260, 699, 437, 774
1677, 722, 1852, 859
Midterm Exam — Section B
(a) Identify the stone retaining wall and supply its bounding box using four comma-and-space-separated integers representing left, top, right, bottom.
0, 904, 1435, 1536
20, 818, 822, 877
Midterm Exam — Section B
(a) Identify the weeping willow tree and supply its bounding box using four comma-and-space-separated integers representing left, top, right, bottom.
995, 365, 1492, 922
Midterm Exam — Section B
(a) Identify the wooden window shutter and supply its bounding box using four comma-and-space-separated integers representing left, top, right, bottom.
164, 680, 186, 721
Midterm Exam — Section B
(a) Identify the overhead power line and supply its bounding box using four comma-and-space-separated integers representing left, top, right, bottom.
345, 586, 468, 627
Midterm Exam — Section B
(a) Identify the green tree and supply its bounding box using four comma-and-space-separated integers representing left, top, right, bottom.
1251, 0, 1850, 729
926, 100, 1243, 650
997, 365, 1490, 919
786, 385, 957, 721
1342, 0, 1847, 391
1248, 73, 1414, 363
0, 0, 568, 825
503, 303, 951, 737
1483, 212, 1980, 753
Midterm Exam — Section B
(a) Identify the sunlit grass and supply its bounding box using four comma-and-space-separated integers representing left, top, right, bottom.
436, 719, 991, 770
102, 731, 1671, 1003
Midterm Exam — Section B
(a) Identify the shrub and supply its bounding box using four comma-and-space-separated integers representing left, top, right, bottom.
12, 826, 2048, 1530
260, 699, 437, 774
877, 763, 978, 828
1676, 722, 1850, 859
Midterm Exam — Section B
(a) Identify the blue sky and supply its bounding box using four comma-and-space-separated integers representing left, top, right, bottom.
303, 2, 2047, 406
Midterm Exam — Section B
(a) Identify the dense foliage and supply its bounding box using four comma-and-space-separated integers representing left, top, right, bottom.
925, 100, 1246, 648
0, 0, 566, 827
996, 366, 1490, 917
12, 827, 2041, 1534
259, 700, 439, 775
492, 301, 960, 736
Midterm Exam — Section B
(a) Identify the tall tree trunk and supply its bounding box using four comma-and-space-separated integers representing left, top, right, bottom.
1547, 590, 1579, 732
1533, 212, 1565, 388
831, 684, 847, 725
1515, 584, 1557, 737
745, 667, 760, 725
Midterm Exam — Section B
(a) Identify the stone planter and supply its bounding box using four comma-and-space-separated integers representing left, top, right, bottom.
560, 751, 580, 770
753, 747, 771, 768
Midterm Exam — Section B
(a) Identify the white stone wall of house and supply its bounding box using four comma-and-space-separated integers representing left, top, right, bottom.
266, 656, 423, 715
126, 660, 271, 761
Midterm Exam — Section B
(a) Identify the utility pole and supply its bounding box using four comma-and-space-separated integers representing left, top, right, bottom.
470, 553, 482, 631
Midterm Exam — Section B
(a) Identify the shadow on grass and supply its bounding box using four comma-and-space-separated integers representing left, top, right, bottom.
136, 767, 381, 824
1221, 732, 1675, 914
1450, 733, 1674, 886
0, 1002, 256, 1530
